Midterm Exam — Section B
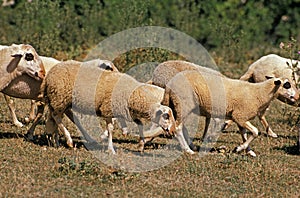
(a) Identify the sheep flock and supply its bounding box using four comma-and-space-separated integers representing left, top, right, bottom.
1, 43, 300, 158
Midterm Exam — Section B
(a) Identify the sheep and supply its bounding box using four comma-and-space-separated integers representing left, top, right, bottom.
144, 60, 224, 150
3, 55, 61, 127
0, 43, 45, 84
41, 60, 176, 154
0, 44, 45, 103
24, 58, 119, 141
162, 69, 296, 157
223, 54, 300, 138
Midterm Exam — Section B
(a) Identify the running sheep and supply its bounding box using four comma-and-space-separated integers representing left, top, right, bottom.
25, 58, 119, 140
162, 68, 296, 156
223, 54, 300, 138
3, 55, 61, 127
41, 60, 176, 154
0, 44, 45, 125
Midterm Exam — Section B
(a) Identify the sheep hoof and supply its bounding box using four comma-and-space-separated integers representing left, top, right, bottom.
185, 149, 195, 155
14, 121, 24, 128
24, 117, 30, 124
24, 133, 34, 141
247, 150, 257, 157
267, 132, 278, 138
66, 141, 74, 148
233, 146, 242, 153
221, 122, 228, 131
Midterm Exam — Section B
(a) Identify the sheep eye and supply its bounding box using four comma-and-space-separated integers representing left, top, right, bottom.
99, 63, 113, 71
283, 82, 291, 89
162, 113, 170, 120
25, 53, 34, 61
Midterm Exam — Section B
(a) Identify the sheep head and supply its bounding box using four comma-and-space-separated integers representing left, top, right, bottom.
7, 44, 45, 80
266, 75, 299, 105
151, 104, 176, 136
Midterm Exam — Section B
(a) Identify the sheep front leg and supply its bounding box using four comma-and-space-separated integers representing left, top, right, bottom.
51, 112, 74, 148
105, 118, 116, 154
175, 123, 195, 154
234, 121, 258, 157
64, 109, 97, 143
259, 115, 277, 138
4, 94, 23, 127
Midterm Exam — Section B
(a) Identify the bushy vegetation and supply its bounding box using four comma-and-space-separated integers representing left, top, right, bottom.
1, 0, 300, 63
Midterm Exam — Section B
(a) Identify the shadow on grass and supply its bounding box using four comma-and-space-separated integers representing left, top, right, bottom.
0, 131, 24, 139
274, 144, 300, 155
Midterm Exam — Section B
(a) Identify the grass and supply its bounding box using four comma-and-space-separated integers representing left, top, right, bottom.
0, 65, 299, 197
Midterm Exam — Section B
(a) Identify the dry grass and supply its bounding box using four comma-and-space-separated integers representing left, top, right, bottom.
0, 81, 299, 197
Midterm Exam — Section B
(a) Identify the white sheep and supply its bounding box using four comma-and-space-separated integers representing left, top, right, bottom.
223, 54, 300, 138
0, 44, 45, 105
41, 60, 176, 154
3, 55, 61, 127
162, 69, 295, 157
25, 58, 119, 141
145, 60, 224, 150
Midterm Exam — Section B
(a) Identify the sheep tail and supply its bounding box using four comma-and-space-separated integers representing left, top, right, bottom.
239, 69, 254, 82
37, 78, 48, 103
146, 79, 153, 84
161, 87, 171, 106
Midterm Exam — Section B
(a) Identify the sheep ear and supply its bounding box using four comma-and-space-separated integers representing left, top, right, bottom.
99, 63, 113, 71
274, 78, 281, 85
7, 54, 22, 73
153, 109, 163, 123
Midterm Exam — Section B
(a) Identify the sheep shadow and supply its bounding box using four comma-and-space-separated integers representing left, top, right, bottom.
0, 131, 24, 139
273, 144, 299, 155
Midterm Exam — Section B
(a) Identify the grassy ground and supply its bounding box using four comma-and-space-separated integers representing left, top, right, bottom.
0, 75, 299, 197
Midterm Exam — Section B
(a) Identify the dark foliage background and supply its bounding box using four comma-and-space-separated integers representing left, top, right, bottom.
1, 0, 300, 64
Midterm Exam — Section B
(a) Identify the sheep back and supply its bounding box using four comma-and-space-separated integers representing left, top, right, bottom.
151, 60, 222, 88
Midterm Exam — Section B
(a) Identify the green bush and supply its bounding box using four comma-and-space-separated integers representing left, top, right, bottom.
0, 0, 299, 64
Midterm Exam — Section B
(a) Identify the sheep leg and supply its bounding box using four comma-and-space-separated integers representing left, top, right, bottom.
175, 123, 195, 154
28, 100, 37, 121
26, 101, 45, 140
221, 120, 234, 131
105, 118, 116, 154
202, 117, 211, 140
45, 112, 59, 147
51, 112, 73, 148
259, 114, 277, 138
137, 123, 161, 152
3, 94, 23, 127
234, 121, 258, 157
64, 109, 97, 143
238, 126, 255, 156
115, 117, 129, 135
182, 124, 197, 151
298, 125, 300, 153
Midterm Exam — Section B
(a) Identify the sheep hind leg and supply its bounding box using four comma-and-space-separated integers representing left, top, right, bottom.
4, 94, 23, 127
64, 109, 96, 143
27, 100, 37, 122
237, 126, 256, 157
105, 118, 116, 154
26, 101, 45, 140
45, 113, 59, 147
234, 121, 258, 157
